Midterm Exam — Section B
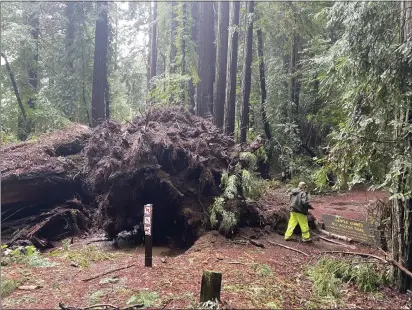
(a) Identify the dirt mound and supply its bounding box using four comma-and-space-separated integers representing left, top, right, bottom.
83, 107, 235, 247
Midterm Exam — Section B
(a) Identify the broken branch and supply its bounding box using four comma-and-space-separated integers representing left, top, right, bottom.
267, 240, 309, 257
82, 263, 136, 282
319, 229, 352, 243
318, 235, 356, 249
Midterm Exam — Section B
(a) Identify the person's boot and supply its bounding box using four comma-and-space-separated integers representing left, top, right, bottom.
302, 238, 312, 243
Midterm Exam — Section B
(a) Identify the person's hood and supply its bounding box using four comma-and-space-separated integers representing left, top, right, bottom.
291, 188, 300, 195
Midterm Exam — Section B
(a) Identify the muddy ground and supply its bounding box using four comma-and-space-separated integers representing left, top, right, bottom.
2, 188, 410, 309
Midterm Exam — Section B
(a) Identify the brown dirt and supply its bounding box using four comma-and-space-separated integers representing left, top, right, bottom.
1, 188, 409, 309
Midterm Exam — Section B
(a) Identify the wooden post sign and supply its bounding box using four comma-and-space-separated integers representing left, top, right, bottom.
144, 204, 153, 267
322, 214, 381, 247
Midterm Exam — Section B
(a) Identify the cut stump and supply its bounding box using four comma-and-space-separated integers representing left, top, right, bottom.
200, 270, 222, 303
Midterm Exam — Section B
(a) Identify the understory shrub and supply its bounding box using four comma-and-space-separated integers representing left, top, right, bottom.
308, 257, 393, 298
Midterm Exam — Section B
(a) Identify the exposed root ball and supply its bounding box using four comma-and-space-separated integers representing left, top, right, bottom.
84, 107, 235, 247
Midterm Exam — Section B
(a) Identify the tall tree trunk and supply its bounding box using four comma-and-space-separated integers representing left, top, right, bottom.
224, 1, 240, 136
91, 1, 109, 127
393, 0, 412, 293
1, 52, 28, 125
289, 34, 300, 120
239, 1, 254, 143
65, 2, 75, 119
213, 1, 229, 129
170, 0, 178, 74
189, 2, 199, 112
196, 2, 216, 117
149, 1, 158, 81
182, 2, 187, 75
256, 28, 271, 140
27, 8, 39, 109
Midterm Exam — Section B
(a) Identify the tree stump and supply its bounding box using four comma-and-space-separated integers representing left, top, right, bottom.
200, 270, 222, 302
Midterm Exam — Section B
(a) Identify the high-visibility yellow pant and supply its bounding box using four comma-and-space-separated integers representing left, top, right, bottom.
284, 212, 310, 240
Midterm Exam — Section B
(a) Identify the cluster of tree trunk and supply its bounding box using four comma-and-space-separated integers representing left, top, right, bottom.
147, 1, 272, 144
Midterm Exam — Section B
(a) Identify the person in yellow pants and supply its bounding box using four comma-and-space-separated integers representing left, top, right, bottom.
284, 182, 314, 242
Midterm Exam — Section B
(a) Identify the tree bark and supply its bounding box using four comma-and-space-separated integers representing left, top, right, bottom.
256, 28, 271, 140
27, 8, 39, 109
149, 1, 158, 81
289, 34, 300, 119
189, 2, 199, 112
239, 1, 254, 143
213, 2, 229, 129
170, 0, 178, 74
65, 2, 75, 119
1, 52, 28, 124
91, 1, 109, 127
196, 2, 216, 117
394, 0, 412, 293
199, 270, 222, 302
224, 1, 240, 136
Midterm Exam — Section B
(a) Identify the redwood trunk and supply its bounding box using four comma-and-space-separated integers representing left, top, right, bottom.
224, 1, 240, 136
239, 1, 254, 143
257, 28, 271, 140
213, 1, 229, 129
196, 2, 216, 117
149, 1, 158, 81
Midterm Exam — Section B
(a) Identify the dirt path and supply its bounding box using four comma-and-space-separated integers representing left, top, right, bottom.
1, 188, 408, 309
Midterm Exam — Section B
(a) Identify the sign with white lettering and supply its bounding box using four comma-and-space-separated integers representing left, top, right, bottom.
322, 214, 380, 247
144, 204, 153, 236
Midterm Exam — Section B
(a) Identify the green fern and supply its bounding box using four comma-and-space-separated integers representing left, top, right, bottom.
239, 152, 257, 170
224, 175, 238, 199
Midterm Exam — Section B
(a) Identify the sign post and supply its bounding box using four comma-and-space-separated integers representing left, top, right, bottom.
144, 204, 153, 267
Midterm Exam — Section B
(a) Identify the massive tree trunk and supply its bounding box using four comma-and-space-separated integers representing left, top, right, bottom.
256, 28, 271, 140
239, 1, 254, 143
149, 1, 158, 81
65, 2, 76, 119
392, 0, 412, 293
170, 0, 178, 74
224, 1, 240, 136
91, 1, 109, 127
27, 9, 39, 109
213, 1, 229, 129
189, 2, 199, 112
196, 2, 216, 117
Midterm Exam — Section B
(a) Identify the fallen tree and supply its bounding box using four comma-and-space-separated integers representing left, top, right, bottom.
1, 124, 92, 246
1, 107, 304, 248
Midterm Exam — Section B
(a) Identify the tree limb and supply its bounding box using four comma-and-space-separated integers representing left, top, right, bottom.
267, 240, 309, 257
81, 263, 136, 282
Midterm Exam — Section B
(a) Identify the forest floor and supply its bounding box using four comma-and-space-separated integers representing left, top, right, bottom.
1, 187, 410, 309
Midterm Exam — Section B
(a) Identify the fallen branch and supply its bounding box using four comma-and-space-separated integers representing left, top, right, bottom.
59, 302, 144, 310
318, 235, 356, 249
267, 240, 309, 257
86, 238, 111, 245
247, 238, 265, 248
82, 264, 136, 282
321, 250, 412, 279
321, 250, 386, 262
319, 229, 352, 243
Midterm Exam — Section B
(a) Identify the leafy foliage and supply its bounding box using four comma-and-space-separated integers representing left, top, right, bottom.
308, 257, 393, 298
